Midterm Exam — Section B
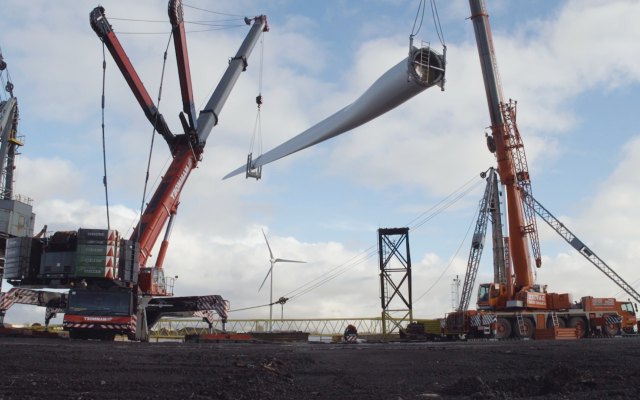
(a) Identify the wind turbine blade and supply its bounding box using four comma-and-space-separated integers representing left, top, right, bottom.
261, 228, 274, 259
258, 265, 273, 292
222, 46, 445, 180
274, 259, 306, 264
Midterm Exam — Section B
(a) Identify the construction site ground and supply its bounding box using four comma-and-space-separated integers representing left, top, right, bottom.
1, 336, 639, 399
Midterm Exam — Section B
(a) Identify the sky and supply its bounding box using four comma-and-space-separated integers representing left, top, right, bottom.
1, 0, 640, 326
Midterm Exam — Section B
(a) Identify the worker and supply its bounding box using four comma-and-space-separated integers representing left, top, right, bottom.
343, 324, 358, 342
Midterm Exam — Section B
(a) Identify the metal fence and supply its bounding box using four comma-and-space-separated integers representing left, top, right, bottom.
151, 317, 389, 338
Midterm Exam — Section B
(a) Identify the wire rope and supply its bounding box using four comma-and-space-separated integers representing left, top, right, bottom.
136, 32, 173, 244
124, 154, 172, 238
414, 195, 480, 303
183, 3, 245, 18
115, 25, 245, 35
410, 0, 426, 37
249, 32, 265, 157
0, 45, 14, 100
109, 17, 245, 24
430, 0, 447, 47
228, 302, 272, 313
100, 43, 111, 230
283, 173, 484, 303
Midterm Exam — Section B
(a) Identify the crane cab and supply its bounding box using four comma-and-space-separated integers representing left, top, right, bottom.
138, 267, 168, 296
617, 301, 638, 334
477, 282, 508, 310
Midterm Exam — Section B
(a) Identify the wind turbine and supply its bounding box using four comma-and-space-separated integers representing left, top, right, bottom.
258, 229, 305, 331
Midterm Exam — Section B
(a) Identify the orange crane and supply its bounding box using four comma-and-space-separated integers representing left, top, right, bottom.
469, 0, 542, 310
453, 0, 637, 339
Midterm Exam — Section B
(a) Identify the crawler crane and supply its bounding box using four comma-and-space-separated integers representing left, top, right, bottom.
0, 0, 268, 340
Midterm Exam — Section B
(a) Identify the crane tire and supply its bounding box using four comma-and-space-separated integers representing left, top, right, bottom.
515, 317, 535, 339
568, 317, 588, 338
603, 318, 621, 336
495, 317, 512, 339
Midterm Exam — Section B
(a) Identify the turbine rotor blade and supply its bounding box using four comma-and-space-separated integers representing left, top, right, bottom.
223, 46, 446, 180
261, 228, 274, 259
258, 264, 273, 292
274, 259, 306, 264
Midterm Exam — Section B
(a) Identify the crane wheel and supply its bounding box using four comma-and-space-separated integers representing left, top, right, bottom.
515, 318, 535, 339
603, 319, 621, 337
568, 317, 587, 338
495, 317, 512, 339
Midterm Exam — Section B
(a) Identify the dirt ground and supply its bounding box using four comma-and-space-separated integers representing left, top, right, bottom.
1, 337, 639, 399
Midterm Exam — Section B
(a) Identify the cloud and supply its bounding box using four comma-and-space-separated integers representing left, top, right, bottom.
3, 0, 640, 328
13, 157, 85, 203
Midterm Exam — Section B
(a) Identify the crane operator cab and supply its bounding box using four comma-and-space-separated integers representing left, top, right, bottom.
477, 282, 508, 310
138, 266, 168, 296
617, 301, 638, 333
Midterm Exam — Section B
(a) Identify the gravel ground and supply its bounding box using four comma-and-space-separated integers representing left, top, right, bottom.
1, 337, 639, 399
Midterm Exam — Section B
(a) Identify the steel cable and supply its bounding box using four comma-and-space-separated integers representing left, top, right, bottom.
183, 3, 245, 18
411, 0, 426, 37
100, 43, 111, 230
283, 173, 484, 304
136, 32, 173, 244
414, 196, 480, 303
430, 0, 447, 47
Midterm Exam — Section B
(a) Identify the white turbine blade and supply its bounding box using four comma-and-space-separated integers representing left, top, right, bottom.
222, 46, 445, 180
261, 228, 274, 259
274, 258, 306, 264
258, 265, 273, 292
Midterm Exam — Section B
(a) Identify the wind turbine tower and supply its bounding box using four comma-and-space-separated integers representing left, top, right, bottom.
258, 229, 305, 331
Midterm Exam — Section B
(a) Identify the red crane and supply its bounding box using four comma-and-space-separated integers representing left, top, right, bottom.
59, 1, 268, 340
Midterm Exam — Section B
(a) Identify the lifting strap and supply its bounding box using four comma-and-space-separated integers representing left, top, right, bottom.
246, 31, 265, 180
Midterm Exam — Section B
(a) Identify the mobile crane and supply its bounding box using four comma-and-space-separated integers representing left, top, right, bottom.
1, 0, 268, 341
449, 0, 639, 339
443, 170, 638, 338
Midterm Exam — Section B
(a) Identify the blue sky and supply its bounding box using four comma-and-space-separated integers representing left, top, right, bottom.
2, 0, 640, 325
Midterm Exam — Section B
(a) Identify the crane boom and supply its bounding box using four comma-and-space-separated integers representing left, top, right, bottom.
469, 0, 538, 292
0, 97, 20, 199
168, 0, 197, 132
501, 100, 542, 268
4, 1, 257, 339
129, 141, 196, 267
196, 15, 268, 146
458, 168, 498, 311
94, 6, 267, 270
90, 6, 176, 149
132, 16, 266, 270
523, 191, 640, 304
